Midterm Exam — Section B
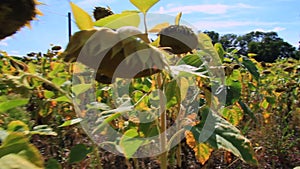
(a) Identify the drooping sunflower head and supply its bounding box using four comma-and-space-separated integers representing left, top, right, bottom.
158, 25, 198, 54
0, 0, 42, 40
93, 6, 113, 21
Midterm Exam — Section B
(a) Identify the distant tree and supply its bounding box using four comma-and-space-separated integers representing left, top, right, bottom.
246, 31, 297, 62
205, 30, 298, 62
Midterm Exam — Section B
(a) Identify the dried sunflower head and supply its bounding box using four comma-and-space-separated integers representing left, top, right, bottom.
0, 0, 42, 40
158, 25, 198, 54
93, 6, 113, 21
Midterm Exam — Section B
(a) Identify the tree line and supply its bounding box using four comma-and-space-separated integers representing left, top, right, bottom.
203, 31, 300, 62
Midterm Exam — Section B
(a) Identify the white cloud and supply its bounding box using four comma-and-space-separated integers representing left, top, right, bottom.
157, 3, 256, 15
0, 37, 12, 47
253, 27, 286, 32
77, 0, 115, 8
194, 20, 277, 30
0, 41, 8, 47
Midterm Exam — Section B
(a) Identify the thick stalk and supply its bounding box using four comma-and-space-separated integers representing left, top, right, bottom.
157, 73, 168, 169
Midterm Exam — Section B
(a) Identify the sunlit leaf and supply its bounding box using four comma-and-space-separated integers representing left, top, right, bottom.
69, 144, 92, 163
44, 90, 55, 99
119, 128, 144, 159
214, 43, 225, 62
179, 77, 189, 100
7, 121, 29, 132
70, 2, 94, 30
54, 96, 71, 103
130, 0, 159, 14
177, 54, 204, 67
148, 22, 170, 33
221, 105, 243, 126
188, 107, 258, 165
71, 84, 92, 95
0, 133, 44, 167
94, 11, 140, 29
59, 118, 82, 127
0, 99, 29, 113
0, 154, 42, 169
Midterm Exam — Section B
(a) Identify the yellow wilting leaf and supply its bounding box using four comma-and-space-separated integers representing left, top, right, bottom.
148, 22, 170, 33
175, 12, 182, 25
185, 131, 213, 165
221, 105, 243, 126
70, 2, 94, 30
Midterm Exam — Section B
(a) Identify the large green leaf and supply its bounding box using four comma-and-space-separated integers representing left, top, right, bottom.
177, 54, 204, 67
119, 128, 144, 159
69, 144, 92, 163
224, 70, 242, 106
71, 84, 92, 95
198, 33, 221, 63
130, 0, 159, 14
94, 11, 140, 29
214, 43, 225, 62
188, 107, 258, 165
165, 80, 180, 108
0, 154, 42, 169
0, 99, 29, 113
70, 2, 94, 30
242, 56, 260, 81
0, 133, 44, 167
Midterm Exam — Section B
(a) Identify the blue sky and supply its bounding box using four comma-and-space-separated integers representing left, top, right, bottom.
1, 0, 299, 56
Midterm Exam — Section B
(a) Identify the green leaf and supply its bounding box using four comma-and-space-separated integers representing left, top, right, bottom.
198, 33, 221, 63
119, 129, 144, 159
188, 107, 258, 165
31, 125, 57, 136
45, 158, 62, 169
179, 77, 189, 100
71, 84, 92, 96
94, 12, 140, 29
0, 154, 42, 169
7, 121, 29, 132
44, 90, 55, 99
59, 118, 82, 127
224, 70, 242, 106
177, 54, 204, 67
69, 144, 92, 163
148, 22, 170, 33
130, 0, 159, 14
238, 100, 257, 122
54, 96, 71, 103
0, 99, 29, 113
0, 133, 44, 167
48, 62, 65, 78
214, 43, 225, 62
242, 56, 260, 81
165, 80, 180, 108
221, 105, 243, 126
70, 2, 94, 30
